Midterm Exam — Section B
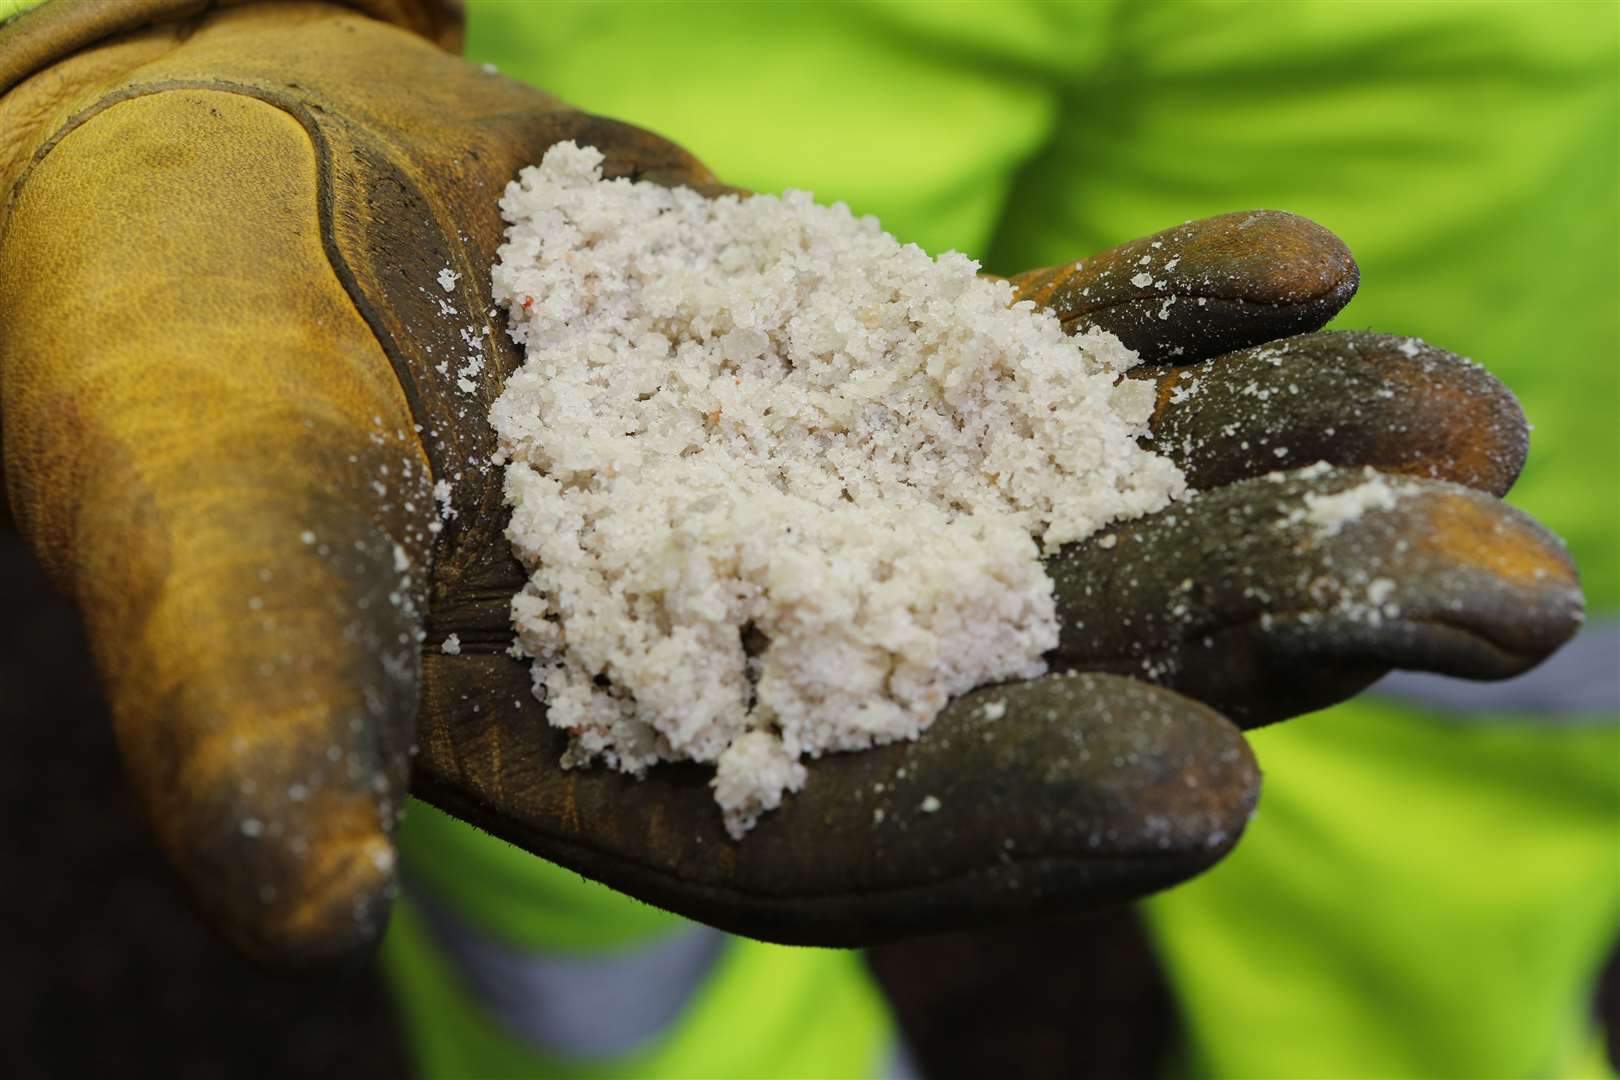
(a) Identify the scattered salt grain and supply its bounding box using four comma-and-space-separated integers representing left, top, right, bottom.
437, 267, 460, 292
1302, 473, 1403, 538
432, 479, 457, 520
441, 633, 462, 656
920, 795, 942, 814
489, 142, 1185, 837
1366, 578, 1397, 607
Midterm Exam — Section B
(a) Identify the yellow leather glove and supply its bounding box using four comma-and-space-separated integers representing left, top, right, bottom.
0, 0, 1580, 963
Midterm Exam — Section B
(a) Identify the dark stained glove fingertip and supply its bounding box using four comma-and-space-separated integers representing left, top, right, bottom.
1141, 330, 1530, 496
1049, 468, 1584, 727
1015, 210, 1359, 364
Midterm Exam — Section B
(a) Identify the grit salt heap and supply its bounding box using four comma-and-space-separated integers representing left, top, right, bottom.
489, 142, 1185, 837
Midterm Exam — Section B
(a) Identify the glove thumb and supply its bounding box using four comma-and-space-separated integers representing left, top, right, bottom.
1, 87, 434, 962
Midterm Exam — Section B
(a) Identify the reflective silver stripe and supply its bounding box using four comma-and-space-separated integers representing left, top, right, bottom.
403, 876, 727, 1059
881, 1039, 926, 1080
1369, 619, 1619, 724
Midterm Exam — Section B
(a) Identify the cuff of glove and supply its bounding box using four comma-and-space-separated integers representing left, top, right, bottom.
0, 0, 461, 96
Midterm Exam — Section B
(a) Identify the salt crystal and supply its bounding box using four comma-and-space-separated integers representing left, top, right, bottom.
441, 633, 462, 656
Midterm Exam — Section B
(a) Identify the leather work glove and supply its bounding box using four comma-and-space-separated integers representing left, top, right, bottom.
0, 1, 1583, 963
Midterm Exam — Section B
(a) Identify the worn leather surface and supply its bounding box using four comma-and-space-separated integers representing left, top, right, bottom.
0, 0, 459, 96
1010, 210, 1360, 363
0, 2, 1582, 960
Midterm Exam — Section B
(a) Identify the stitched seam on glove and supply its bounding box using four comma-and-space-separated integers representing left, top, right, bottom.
9, 76, 436, 472
0, 0, 461, 98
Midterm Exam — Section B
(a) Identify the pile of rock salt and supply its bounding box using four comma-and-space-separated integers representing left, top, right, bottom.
488, 142, 1185, 837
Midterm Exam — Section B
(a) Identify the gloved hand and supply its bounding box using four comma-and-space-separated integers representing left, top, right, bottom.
0, 0, 1581, 963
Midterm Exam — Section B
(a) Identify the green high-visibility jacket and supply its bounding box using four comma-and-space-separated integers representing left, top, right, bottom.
390, 3, 1618, 1078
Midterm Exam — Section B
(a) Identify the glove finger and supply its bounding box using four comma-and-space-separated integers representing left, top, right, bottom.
1138, 330, 1528, 496
1009, 211, 1359, 363
413, 653, 1257, 946
1047, 468, 1583, 727
11, 412, 429, 963
0, 87, 436, 962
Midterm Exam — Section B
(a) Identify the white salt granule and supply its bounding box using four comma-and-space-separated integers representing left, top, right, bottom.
490, 142, 1185, 837
441, 633, 462, 656
1302, 473, 1404, 538
432, 479, 457, 521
